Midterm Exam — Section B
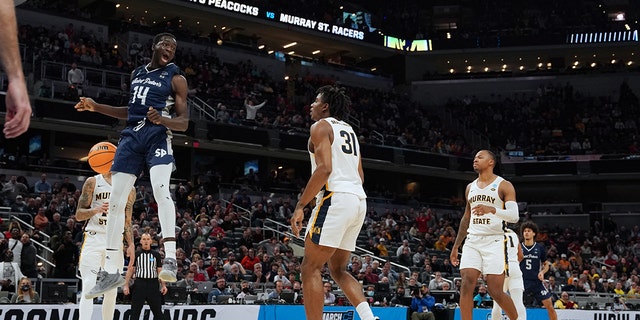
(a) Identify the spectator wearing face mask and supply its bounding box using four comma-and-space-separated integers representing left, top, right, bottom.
11, 277, 40, 303
235, 280, 255, 300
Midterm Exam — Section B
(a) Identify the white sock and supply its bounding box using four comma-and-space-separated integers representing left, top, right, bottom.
150, 164, 177, 260
104, 172, 136, 273
164, 240, 176, 261
356, 301, 375, 320
104, 249, 120, 273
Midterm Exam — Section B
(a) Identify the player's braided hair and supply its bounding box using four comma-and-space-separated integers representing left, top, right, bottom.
316, 85, 351, 119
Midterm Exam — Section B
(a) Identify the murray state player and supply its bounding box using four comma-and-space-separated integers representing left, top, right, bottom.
76, 148, 136, 317
76, 32, 189, 296
492, 228, 527, 320
450, 150, 521, 320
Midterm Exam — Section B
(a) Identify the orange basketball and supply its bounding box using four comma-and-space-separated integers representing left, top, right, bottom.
87, 141, 117, 174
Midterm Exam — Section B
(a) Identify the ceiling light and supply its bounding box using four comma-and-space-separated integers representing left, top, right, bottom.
283, 42, 297, 49
627, 61, 633, 65
258, 45, 265, 49
284, 76, 289, 80
449, 69, 454, 73
287, 51, 295, 55
591, 62, 597, 67
484, 67, 489, 72
371, 67, 377, 71
519, 66, 524, 70
502, 64, 507, 69
268, 50, 274, 54
611, 59, 617, 64
115, 3, 120, 8
312, 50, 321, 55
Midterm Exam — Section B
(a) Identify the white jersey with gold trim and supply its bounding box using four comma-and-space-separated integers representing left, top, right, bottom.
467, 176, 506, 236
309, 117, 366, 199
84, 174, 110, 234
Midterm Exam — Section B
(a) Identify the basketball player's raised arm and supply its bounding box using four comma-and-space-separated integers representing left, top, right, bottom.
123, 188, 136, 259
450, 184, 472, 266
1, 0, 32, 139
146, 74, 189, 131
74, 97, 129, 119
76, 177, 107, 221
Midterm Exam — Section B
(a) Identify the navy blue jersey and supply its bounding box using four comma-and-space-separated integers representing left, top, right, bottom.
520, 242, 546, 281
128, 63, 180, 124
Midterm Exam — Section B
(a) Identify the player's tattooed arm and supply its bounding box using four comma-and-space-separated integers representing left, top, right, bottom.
75, 177, 101, 221
452, 183, 472, 250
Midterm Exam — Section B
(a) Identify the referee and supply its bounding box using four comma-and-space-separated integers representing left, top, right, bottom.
124, 233, 168, 320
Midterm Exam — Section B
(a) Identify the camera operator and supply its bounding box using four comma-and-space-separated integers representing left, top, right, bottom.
612, 296, 629, 311
410, 284, 435, 320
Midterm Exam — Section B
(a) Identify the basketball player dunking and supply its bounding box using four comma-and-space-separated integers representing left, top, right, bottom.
75, 33, 189, 296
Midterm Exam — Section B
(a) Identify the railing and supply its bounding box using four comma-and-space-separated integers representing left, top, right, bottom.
216, 198, 252, 224
10, 214, 51, 243
371, 130, 385, 145
189, 96, 217, 121
40, 60, 129, 93
262, 218, 411, 276
347, 113, 360, 130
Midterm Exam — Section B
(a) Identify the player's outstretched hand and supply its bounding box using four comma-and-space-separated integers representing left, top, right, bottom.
3, 81, 32, 139
146, 107, 162, 125
74, 97, 97, 112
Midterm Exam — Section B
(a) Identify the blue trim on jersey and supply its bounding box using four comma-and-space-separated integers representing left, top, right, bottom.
310, 191, 332, 244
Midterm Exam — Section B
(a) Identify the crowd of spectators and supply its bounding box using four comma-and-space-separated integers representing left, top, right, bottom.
447, 80, 640, 156
3, 1, 639, 310
2, 169, 640, 308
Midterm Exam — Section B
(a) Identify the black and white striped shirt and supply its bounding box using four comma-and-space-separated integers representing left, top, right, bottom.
133, 249, 161, 279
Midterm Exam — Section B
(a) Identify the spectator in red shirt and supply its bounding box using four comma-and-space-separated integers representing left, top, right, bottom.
415, 210, 429, 237
241, 248, 260, 271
